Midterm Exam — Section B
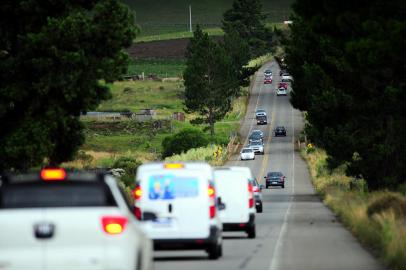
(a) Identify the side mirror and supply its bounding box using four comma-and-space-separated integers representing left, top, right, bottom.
217, 197, 226, 211
142, 211, 157, 221
264, 176, 267, 179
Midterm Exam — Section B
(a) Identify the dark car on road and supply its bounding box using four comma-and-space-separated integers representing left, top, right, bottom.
249, 133, 263, 144
264, 171, 286, 188
274, 126, 287, 136
256, 115, 267, 125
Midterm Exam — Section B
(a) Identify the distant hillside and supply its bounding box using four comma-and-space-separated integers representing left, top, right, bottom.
124, 0, 294, 36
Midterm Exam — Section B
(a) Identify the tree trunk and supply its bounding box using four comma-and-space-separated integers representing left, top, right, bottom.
209, 108, 215, 136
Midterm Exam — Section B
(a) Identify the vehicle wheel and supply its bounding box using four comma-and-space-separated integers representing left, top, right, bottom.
282, 184, 285, 189
208, 243, 221, 260
266, 185, 269, 189
256, 203, 263, 213
247, 225, 256, 239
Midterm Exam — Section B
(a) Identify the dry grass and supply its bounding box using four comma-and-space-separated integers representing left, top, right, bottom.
302, 147, 406, 269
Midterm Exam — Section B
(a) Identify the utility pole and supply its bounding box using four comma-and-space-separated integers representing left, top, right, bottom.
189, 5, 192, 32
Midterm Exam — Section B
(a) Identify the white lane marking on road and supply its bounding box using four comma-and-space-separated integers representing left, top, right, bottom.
292, 104, 295, 194
269, 202, 292, 270
268, 87, 296, 270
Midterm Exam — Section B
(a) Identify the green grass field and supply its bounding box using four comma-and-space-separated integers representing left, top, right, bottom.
125, 0, 294, 36
126, 59, 186, 77
97, 80, 185, 115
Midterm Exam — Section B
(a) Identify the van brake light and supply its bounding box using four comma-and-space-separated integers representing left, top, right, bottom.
133, 185, 142, 220
208, 184, 216, 219
248, 183, 254, 208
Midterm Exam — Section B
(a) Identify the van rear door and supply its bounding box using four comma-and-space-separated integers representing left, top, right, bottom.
140, 169, 210, 239
214, 170, 250, 223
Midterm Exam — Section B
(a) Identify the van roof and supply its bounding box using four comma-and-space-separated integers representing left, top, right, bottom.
136, 162, 213, 179
215, 166, 253, 179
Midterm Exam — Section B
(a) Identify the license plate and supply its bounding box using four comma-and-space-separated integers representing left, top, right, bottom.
153, 218, 172, 227
272, 181, 278, 184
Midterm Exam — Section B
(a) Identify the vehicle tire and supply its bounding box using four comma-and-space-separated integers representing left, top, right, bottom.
266, 185, 269, 189
256, 203, 263, 213
208, 243, 221, 260
282, 184, 285, 189
247, 225, 256, 239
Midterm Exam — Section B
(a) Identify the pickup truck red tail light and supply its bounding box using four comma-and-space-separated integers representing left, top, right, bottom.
102, 216, 128, 235
41, 168, 66, 181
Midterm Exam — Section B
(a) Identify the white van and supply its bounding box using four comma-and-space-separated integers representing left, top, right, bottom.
135, 162, 223, 259
213, 167, 256, 238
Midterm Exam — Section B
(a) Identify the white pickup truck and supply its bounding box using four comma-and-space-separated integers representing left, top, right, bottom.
0, 168, 153, 270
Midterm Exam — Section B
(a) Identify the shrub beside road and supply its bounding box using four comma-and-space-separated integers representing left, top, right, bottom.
302, 148, 406, 269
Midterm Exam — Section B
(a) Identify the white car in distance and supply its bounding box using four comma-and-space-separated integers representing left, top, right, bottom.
277, 88, 287, 96
281, 73, 293, 82
240, 148, 255, 160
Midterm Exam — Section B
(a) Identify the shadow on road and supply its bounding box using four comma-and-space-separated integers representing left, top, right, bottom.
154, 255, 208, 262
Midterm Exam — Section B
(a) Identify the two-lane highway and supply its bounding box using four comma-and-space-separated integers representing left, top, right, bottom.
154, 61, 385, 270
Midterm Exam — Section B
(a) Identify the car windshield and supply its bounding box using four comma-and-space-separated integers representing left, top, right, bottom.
265, 70, 272, 73
0, 182, 116, 208
250, 134, 261, 139
256, 110, 266, 113
268, 172, 282, 177
251, 141, 262, 146
242, 149, 252, 153
252, 131, 261, 135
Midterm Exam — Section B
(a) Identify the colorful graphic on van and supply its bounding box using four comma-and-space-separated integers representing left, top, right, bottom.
148, 175, 199, 200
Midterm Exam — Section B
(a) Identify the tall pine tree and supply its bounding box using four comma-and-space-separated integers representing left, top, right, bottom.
222, 0, 273, 58
184, 26, 238, 136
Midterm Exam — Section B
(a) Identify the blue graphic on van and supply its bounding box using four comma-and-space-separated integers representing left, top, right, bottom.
149, 175, 199, 200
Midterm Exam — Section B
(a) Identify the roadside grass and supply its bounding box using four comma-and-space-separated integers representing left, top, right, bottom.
126, 58, 186, 77
96, 80, 185, 116
302, 147, 406, 269
165, 144, 228, 166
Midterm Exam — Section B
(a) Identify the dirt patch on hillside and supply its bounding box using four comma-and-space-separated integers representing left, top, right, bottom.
127, 38, 190, 59
127, 36, 223, 59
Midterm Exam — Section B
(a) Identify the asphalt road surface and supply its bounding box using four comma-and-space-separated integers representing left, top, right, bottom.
153, 61, 385, 270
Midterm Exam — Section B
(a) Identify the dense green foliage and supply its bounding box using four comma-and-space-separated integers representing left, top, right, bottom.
222, 25, 257, 87
222, 0, 273, 58
162, 128, 210, 158
183, 26, 238, 135
286, 0, 406, 189
0, 0, 137, 170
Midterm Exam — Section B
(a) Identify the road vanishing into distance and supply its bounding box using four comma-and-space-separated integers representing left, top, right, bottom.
153, 61, 385, 270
